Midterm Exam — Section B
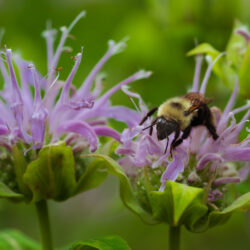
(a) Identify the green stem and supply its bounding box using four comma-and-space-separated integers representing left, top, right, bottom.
169, 226, 181, 250
35, 200, 53, 250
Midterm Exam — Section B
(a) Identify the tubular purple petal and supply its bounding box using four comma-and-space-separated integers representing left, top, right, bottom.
60, 51, 83, 104
30, 109, 48, 147
57, 121, 98, 152
197, 153, 223, 171
49, 12, 85, 83
121, 126, 144, 147
87, 106, 142, 128
160, 155, 185, 191
222, 147, 250, 161
239, 163, 250, 181
76, 39, 126, 98
95, 70, 152, 109
213, 177, 241, 186
5, 49, 23, 104
42, 22, 57, 72
93, 126, 121, 142
0, 123, 8, 135
200, 53, 225, 94
236, 28, 250, 43
192, 54, 203, 92
152, 152, 169, 169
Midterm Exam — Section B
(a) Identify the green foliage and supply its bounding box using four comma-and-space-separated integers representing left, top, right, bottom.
0, 230, 40, 250
78, 156, 250, 232
23, 142, 76, 202
187, 20, 250, 97
74, 159, 108, 195
149, 181, 207, 227
68, 235, 131, 250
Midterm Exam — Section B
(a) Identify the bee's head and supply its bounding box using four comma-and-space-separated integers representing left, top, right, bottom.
156, 117, 178, 140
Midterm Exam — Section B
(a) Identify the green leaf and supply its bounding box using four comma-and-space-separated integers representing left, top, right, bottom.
0, 230, 40, 250
187, 43, 220, 58
82, 154, 154, 223
226, 20, 247, 69
74, 160, 108, 194
187, 43, 229, 86
12, 144, 31, 198
23, 141, 76, 202
149, 181, 207, 226
68, 235, 131, 250
239, 43, 250, 97
189, 192, 250, 232
0, 182, 24, 201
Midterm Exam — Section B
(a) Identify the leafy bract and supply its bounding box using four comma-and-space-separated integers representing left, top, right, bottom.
23, 141, 76, 202
187, 21, 250, 97
149, 181, 208, 227
68, 235, 131, 250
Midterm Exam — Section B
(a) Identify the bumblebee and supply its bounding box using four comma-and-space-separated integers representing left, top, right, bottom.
140, 92, 218, 154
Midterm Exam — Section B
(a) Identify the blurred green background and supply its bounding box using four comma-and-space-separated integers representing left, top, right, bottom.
0, 0, 250, 249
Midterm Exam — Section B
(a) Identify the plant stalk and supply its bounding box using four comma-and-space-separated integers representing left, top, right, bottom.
35, 200, 53, 250
169, 226, 181, 250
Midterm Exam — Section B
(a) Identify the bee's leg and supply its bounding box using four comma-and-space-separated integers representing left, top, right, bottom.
171, 125, 192, 150
139, 107, 158, 125
169, 129, 180, 156
205, 120, 219, 140
203, 106, 219, 140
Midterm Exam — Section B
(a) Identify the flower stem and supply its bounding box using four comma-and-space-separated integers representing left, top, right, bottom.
169, 226, 181, 250
35, 200, 53, 250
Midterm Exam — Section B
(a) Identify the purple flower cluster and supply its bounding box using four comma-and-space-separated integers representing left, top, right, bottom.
116, 52, 250, 203
0, 12, 151, 154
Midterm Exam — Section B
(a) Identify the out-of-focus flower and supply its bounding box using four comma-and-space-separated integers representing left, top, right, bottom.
116, 52, 250, 207
0, 12, 151, 154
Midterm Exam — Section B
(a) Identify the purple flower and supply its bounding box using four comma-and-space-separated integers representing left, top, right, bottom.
116, 53, 249, 204
0, 12, 151, 153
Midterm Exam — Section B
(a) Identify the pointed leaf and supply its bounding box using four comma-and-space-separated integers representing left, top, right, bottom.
189, 192, 250, 232
23, 141, 76, 202
0, 230, 39, 250
68, 235, 131, 250
187, 43, 220, 58
239, 43, 250, 97
0, 182, 24, 201
187, 43, 229, 86
149, 181, 207, 226
12, 145, 31, 198
74, 160, 108, 194
226, 20, 247, 69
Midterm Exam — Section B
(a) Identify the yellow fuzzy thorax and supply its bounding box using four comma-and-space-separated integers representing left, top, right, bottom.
157, 97, 196, 130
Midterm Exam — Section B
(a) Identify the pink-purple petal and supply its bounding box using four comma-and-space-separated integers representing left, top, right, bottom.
57, 121, 98, 152
93, 126, 121, 142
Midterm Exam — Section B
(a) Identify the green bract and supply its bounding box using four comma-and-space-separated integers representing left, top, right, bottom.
187, 20, 250, 98
0, 142, 109, 203
81, 155, 250, 233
